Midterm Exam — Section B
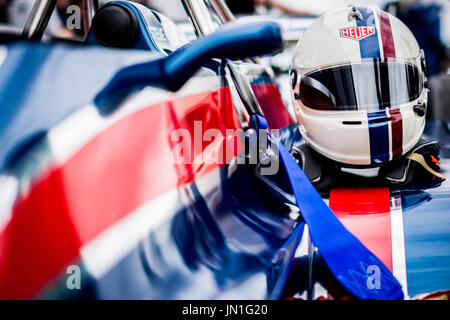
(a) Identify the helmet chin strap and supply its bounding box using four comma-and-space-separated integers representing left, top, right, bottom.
406, 153, 446, 180
379, 139, 445, 187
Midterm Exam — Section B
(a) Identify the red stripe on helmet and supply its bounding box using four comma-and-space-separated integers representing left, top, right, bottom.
389, 108, 403, 159
378, 11, 396, 58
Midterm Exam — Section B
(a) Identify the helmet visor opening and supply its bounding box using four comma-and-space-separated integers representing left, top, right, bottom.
298, 59, 423, 111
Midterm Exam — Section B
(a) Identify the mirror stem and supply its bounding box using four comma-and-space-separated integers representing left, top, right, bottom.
21, 0, 57, 40
226, 62, 264, 117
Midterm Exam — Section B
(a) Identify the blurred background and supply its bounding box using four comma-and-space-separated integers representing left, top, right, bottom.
0, 0, 448, 120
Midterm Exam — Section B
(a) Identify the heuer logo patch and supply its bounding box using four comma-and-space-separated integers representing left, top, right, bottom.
339, 26, 375, 40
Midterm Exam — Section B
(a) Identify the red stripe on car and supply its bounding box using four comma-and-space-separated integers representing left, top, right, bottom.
253, 84, 293, 129
329, 187, 393, 271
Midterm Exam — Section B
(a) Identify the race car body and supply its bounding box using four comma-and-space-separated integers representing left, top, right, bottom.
0, 0, 448, 300
0, 7, 301, 298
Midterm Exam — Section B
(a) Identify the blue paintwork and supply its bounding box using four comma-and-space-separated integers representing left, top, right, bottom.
402, 189, 450, 296
0, 43, 157, 171
400, 122, 450, 296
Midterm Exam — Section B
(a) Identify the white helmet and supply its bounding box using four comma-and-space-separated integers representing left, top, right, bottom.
290, 6, 428, 166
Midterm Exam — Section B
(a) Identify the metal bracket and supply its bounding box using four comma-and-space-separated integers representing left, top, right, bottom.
348, 5, 363, 22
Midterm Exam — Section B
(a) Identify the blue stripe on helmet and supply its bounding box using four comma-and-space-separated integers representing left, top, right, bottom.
368, 111, 390, 164
357, 7, 381, 59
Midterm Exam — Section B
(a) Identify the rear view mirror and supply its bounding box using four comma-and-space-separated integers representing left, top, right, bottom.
95, 21, 282, 105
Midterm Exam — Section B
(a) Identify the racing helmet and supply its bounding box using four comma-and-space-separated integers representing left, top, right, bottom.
289, 6, 428, 166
